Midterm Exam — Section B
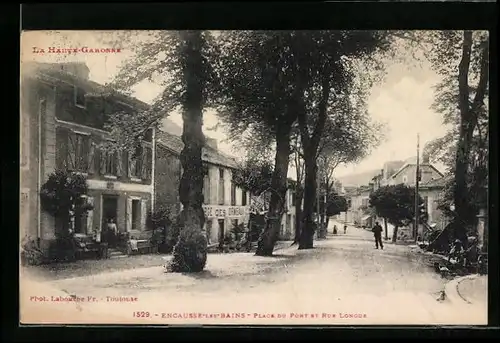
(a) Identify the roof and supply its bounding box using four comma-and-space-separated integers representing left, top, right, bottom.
22, 61, 151, 111
390, 163, 444, 180
420, 175, 452, 189
156, 130, 238, 169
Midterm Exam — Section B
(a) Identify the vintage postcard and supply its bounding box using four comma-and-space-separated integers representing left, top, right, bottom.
20, 30, 489, 326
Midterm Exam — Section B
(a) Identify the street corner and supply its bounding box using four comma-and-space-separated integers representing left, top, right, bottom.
444, 274, 488, 308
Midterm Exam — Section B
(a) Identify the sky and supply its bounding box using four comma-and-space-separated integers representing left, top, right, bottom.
21, 30, 450, 178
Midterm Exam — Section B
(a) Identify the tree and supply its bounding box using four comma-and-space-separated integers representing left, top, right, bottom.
369, 184, 424, 243
315, 191, 348, 220
40, 170, 93, 260
232, 157, 274, 197
105, 31, 221, 272
290, 130, 305, 244
40, 170, 93, 236
424, 31, 489, 243
216, 31, 308, 256
294, 31, 393, 249
315, 114, 383, 237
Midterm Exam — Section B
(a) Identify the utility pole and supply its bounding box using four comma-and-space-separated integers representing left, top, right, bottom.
316, 169, 321, 239
323, 171, 328, 237
413, 133, 420, 241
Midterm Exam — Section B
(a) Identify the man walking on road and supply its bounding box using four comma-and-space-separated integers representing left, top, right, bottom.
372, 222, 384, 249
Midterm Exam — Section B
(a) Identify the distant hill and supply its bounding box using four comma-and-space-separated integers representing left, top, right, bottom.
336, 169, 381, 187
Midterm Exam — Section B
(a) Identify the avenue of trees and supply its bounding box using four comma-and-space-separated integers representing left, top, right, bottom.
94, 30, 488, 272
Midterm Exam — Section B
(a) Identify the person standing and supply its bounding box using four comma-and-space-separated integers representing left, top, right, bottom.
107, 218, 118, 247
372, 222, 384, 249
344, 225, 347, 234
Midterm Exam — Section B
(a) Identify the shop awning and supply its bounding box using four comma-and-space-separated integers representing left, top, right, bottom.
361, 215, 372, 221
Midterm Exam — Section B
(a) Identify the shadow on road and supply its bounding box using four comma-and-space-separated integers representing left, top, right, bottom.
181, 270, 218, 280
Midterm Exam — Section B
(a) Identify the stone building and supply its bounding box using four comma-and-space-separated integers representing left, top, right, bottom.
20, 62, 156, 255
155, 130, 251, 245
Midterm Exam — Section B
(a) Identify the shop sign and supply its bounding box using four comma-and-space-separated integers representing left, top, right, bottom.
202, 205, 249, 219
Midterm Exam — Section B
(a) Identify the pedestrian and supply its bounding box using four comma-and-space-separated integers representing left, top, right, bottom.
372, 222, 384, 249
107, 218, 118, 247
344, 225, 347, 234
333, 225, 338, 235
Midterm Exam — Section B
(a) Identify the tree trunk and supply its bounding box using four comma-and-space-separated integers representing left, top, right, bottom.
169, 31, 207, 273
384, 218, 388, 240
299, 156, 317, 249
255, 123, 292, 256
453, 31, 488, 245
392, 225, 399, 243
293, 188, 303, 244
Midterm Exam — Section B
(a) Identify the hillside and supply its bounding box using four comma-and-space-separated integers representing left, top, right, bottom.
335, 169, 381, 187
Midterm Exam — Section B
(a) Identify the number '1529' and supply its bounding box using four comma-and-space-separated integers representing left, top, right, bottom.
133, 311, 150, 318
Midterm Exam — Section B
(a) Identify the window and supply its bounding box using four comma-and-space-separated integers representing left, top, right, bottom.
205, 219, 212, 244
218, 168, 225, 205
423, 196, 429, 213
291, 192, 296, 206
74, 86, 86, 108
68, 132, 91, 173
361, 198, 369, 207
74, 196, 93, 234
242, 190, 247, 206
128, 145, 152, 180
105, 151, 118, 176
231, 182, 236, 206
202, 165, 210, 204
131, 199, 141, 231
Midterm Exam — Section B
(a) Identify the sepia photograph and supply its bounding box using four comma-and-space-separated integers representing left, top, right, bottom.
19, 30, 489, 326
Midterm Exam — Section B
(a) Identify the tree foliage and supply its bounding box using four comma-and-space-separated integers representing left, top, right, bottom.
40, 170, 93, 236
315, 191, 348, 217
232, 157, 274, 196
369, 184, 424, 238
99, 31, 221, 151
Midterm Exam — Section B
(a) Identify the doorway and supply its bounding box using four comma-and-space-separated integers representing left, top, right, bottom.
218, 219, 225, 249
102, 195, 119, 247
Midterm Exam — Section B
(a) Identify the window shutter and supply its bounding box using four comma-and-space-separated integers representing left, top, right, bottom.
56, 127, 69, 170
140, 199, 147, 230
116, 150, 123, 177
126, 197, 133, 232
67, 132, 77, 171
86, 197, 94, 234
141, 148, 147, 180
127, 152, 134, 178
88, 140, 96, 174
146, 147, 153, 181
99, 148, 107, 175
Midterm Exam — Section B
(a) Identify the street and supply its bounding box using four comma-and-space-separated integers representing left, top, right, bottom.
20, 223, 487, 325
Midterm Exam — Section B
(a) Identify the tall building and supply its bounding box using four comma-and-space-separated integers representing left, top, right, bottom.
20, 62, 156, 254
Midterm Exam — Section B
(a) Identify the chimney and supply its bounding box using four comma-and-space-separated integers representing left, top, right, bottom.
58, 62, 90, 80
205, 137, 218, 150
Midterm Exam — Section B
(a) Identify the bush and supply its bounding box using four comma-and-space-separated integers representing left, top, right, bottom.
147, 205, 174, 231
147, 206, 178, 253
20, 236, 45, 266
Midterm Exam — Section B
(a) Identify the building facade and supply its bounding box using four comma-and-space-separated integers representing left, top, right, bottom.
418, 176, 450, 231
345, 185, 372, 227
21, 62, 155, 254
155, 130, 251, 245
